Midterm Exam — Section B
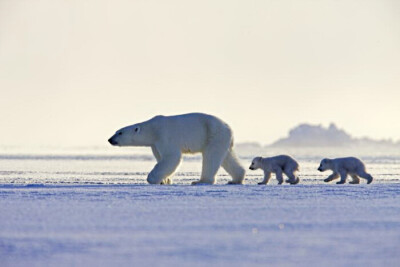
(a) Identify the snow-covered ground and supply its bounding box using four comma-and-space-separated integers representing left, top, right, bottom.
1, 147, 400, 266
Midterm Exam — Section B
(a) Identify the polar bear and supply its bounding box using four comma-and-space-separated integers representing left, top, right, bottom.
318, 157, 373, 184
249, 155, 300, 185
108, 113, 245, 185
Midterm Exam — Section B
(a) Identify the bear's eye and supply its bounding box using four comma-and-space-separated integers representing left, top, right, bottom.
134, 128, 139, 132
118, 132, 122, 136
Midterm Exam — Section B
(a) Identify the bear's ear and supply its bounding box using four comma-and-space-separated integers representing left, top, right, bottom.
134, 126, 141, 133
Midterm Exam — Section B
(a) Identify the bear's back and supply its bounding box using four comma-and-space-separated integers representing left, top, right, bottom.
149, 113, 230, 152
335, 157, 364, 171
154, 113, 226, 133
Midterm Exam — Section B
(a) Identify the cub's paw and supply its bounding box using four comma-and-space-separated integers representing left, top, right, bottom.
227, 181, 243, 185
289, 178, 300, 185
349, 180, 360, 184
257, 182, 267, 185
324, 178, 332, 183
336, 181, 346, 184
191, 180, 212, 185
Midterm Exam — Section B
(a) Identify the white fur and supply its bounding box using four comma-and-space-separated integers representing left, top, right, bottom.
108, 113, 245, 185
249, 155, 300, 185
318, 157, 373, 184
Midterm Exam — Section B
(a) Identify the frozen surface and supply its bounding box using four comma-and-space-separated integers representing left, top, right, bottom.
1, 147, 400, 266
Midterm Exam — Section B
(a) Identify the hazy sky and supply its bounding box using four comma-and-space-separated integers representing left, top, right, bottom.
1, 0, 399, 147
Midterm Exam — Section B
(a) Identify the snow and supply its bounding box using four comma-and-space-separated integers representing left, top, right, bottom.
1, 148, 400, 266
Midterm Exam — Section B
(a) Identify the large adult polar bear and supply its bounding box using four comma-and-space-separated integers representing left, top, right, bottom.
108, 113, 246, 185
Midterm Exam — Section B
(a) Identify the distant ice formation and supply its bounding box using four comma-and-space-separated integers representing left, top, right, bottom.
237, 123, 398, 149
271, 123, 352, 147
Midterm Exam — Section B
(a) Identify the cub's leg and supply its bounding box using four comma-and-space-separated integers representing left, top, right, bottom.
336, 171, 348, 184
324, 172, 339, 183
349, 174, 360, 184
284, 169, 300, 185
357, 170, 373, 184
258, 171, 271, 185
275, 168, 284, 185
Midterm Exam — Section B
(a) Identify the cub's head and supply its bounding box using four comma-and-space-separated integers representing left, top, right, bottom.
108, 123, 152, 147
318, 158, 331, 172
249, 157, 263, 170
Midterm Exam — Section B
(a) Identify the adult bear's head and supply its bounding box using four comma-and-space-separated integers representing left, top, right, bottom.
108, 122, 156, 147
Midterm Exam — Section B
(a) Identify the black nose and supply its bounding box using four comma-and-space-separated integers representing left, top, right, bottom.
108, 138, 117, 145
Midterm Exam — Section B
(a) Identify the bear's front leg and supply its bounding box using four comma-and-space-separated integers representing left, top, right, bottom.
258, 171, 271, 185
147, 153, 181, 184
324, 173, 339, 183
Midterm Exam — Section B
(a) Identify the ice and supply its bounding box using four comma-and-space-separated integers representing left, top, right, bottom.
1, 148, 400, 266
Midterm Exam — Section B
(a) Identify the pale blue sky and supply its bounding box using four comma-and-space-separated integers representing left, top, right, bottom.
1, 0, 399, 147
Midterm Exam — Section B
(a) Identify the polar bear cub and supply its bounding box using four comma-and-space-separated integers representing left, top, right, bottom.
318, 157, 373, 184
249, 155, 300, 185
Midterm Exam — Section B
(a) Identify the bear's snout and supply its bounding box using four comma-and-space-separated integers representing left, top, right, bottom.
317, 167, 322, 172
249, 167, 254, 170
108, 137, 118, 145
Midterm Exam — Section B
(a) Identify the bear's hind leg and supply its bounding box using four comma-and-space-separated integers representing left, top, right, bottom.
275, 169, 284, 185
336, 171, 348, 184
147, 153, 181, 184
357, 170, 373, 184
349, 174, 360, 184
284, 169, 300, 185
222, 149, 245, 184
193, 144, 229, 185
